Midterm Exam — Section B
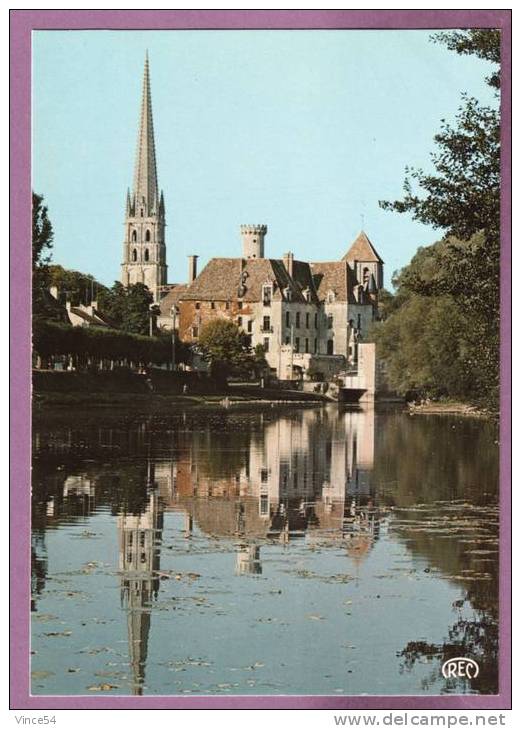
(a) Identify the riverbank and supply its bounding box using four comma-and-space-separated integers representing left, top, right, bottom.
407, 400, 495, 418
32, 370, 331, 410
33, 389, 329, 410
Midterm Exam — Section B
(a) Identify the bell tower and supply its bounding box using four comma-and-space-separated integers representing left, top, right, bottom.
121, 53, 167, 301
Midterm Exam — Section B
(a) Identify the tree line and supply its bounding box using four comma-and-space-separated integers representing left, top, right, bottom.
374, 30, 501, 409
33, 320, 178, 371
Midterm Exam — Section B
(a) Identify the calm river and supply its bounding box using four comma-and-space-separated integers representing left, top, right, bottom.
31, 405, 499, 696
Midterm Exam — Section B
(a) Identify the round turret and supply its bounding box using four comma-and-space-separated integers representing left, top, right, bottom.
240, 224, 267, 259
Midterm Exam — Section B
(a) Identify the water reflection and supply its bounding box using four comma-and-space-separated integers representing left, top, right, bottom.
118, 469, 164, 695
31, 406, 499, 695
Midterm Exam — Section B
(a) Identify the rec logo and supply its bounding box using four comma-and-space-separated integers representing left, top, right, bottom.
442, 657, 480, 679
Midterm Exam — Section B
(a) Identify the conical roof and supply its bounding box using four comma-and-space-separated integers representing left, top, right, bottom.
342, 231, 384, 264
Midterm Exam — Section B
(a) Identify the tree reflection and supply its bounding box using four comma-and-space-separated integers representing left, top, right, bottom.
399, 600, 498, 694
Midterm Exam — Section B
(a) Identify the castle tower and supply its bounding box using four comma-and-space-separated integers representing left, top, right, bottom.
342, 231, 384, 290
240, 224, 267, 259
121, 53, 167, 302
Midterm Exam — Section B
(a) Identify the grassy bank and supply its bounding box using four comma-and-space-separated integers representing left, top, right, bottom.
32, 369, 329, 410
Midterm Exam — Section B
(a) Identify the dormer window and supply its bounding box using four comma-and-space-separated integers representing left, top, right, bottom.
326, 290, 335, 304
262, 284, 272, 307
284, 287, 292, 302
303, 287, 311, 302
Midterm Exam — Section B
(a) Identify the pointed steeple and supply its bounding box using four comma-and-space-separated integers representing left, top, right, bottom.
133, 52, 159, 213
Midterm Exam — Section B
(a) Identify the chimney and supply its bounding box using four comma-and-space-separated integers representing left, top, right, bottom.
188, 255, 198, 284
283, 251, 294, 278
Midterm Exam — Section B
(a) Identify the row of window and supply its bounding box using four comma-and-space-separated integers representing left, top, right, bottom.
284, 311, 320, 329
191, 318, 360, 341
190, 303, 362, 333
195, 301, 240, 311
130, 229, 152, 242
263, 337, 333, 354
131, 248, 152, 262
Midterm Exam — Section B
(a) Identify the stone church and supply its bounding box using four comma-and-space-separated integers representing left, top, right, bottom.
122, 56, 384, 380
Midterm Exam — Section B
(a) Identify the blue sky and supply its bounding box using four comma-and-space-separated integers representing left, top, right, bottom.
32, 30, 497, 289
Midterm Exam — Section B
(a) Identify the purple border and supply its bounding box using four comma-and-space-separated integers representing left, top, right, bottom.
10, 9, 512, 711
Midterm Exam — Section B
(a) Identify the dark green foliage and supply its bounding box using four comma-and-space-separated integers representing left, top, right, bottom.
198, 319, 253, 381
374, 233, 499, 404
375, 287, 475, 399
433, 29, 501, 90
32, 278, 69, 324
32, 192, 53, 269
47, 265, 107, 307
32, 193, 68, 324
377, 29, 500, 408
33, 320, 173, 369
253, 343, 270, 377
97, 281, 153, 335
379, 98, 499, 242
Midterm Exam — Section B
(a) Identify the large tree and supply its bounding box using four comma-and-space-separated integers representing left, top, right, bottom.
378, 30, 501, 407
32, 193, 68, 323
97, 281, 154, 336
197, 319, 253, 382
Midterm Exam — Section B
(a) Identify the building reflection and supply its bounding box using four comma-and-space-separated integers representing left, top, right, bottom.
158, 407, 380, 574
32, 407, 379, 692
117, 463, 164, 695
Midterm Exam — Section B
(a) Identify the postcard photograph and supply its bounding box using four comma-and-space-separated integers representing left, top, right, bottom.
22, 16, 509, 705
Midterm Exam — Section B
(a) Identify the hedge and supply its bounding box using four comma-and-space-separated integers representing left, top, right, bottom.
33, 320, 174, 368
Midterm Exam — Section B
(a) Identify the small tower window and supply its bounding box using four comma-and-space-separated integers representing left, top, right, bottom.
363, 267, 370, 284
144, 249, 150, 262
145, 229, 151, 242
131, 230, 137, 242
132, 249, 137, 262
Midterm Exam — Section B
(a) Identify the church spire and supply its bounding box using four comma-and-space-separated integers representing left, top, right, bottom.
133, 52, 159, 213
122, 53, 168, 302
